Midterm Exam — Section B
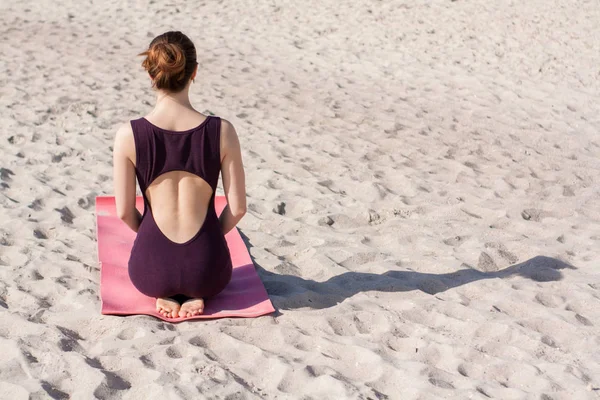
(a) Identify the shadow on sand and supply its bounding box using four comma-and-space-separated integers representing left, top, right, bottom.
238, 231, 576, 311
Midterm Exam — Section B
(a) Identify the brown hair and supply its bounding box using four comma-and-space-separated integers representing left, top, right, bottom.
138, 31, 198, 93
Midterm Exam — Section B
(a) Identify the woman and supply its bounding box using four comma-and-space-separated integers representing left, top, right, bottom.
112, 31, 247, 319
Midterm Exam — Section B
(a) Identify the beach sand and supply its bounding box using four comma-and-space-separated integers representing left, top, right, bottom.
1, 0, 599, 398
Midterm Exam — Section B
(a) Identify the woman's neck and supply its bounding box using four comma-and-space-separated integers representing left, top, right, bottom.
154, 89, 194, 112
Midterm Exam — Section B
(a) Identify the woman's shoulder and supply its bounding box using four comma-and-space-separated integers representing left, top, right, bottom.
113, 120, 136, 158
216, 116, 235, 134
214, 116, 235, 133
115, 119, 135, 138
114, 121, 135, 146
217, 117, 240, 150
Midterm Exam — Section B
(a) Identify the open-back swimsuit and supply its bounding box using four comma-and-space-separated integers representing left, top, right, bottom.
127, 115, 232, 300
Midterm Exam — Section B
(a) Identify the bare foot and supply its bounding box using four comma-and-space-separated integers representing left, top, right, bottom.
178, 298, 204, 318
156, 297, 181, 318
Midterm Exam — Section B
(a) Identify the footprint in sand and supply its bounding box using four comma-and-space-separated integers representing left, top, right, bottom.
33, 228, 48, 239
139, 355, 155, 368
166, 346, 183, 359
477, 252, 498, 272
55, 207, 75, 224
40, 381, 70, 400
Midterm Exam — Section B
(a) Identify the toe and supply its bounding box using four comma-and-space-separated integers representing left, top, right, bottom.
156, 297, 182, 318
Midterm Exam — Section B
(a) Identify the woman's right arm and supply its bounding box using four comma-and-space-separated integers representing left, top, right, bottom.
219, 118, 247, 234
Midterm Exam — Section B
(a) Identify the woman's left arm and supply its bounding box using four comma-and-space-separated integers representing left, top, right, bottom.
113, 123, 142, 232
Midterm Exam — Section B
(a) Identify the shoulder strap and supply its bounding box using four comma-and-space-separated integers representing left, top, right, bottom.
212, 116, 222, 164
200, 116, 222, 191
130, 118, 153, 191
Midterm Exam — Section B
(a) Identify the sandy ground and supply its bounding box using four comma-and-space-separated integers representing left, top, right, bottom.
1, 0, 600, 398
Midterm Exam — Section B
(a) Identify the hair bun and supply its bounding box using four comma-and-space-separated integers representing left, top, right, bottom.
152, 42, 186, 77
139, 31, 197, 92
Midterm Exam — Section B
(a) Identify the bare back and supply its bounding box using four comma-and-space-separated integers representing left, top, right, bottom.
113, 110, 246, 239
141, 113, 216, 243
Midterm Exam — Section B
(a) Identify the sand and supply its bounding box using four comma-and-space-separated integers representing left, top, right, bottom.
1, 0, 599, 398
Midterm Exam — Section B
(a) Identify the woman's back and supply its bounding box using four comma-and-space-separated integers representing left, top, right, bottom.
113, 30, 246, 318
126, 113, 235, 300
135, 113, 220, 244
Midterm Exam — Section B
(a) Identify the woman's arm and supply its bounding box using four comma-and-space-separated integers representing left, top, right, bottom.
113, 123, 142, 232
219, 119, 247, 235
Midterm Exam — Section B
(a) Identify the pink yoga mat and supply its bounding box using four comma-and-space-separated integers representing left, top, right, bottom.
96, 196, 275, 321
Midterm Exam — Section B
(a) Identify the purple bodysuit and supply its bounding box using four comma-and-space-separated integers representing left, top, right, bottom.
128, 115, 232, 300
